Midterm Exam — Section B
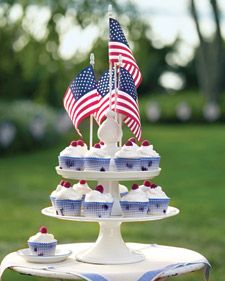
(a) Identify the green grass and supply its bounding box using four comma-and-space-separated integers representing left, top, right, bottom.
0, 124, 224, 280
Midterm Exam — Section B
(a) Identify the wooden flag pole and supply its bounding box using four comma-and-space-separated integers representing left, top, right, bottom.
89, 53, 95, 148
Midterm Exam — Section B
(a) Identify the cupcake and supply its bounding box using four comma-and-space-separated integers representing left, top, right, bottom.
28, 226, 57, 256
73, 180, 92, 199
137, 140, 160, 171
55, 182, 83, 216
119, 184, 128, 197
82, 185, 114, 218
140, 180, 170, 215
50, 180, 65, 208
58, 140, 87, 171
114, 140, 141, 171
85, 143, 111, 172
120, 184, 149, 217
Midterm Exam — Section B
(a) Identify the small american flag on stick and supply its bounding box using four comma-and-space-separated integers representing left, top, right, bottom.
63, 65, 99, 136
109, 17, 142, 89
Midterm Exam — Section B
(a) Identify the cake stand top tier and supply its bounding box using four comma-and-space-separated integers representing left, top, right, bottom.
56, 166, 161, 181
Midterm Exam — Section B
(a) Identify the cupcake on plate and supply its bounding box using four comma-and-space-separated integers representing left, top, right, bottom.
120, 184, 149, 217
55, 182, 83, 216
140, 180, 170, 215
137, 140, 160, 171
50, 180, 65, 208
73, 180, 92, 199
119, 184, 128, 197
28, 226, 57, 256
82, 185, 114, 218
58, 140, 87, 171
85, 143, 111, 172
114, 140, 141, 171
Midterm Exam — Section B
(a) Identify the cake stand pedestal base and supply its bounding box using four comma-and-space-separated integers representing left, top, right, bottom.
76, 221, 144, 264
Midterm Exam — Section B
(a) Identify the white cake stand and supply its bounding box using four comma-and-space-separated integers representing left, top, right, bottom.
42, 167, 179, 265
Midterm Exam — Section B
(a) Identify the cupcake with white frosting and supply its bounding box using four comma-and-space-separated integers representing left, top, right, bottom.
120, 184, 149, 217
137, 140, 160, 171
85, 143, 111, 172
28, 226, 57, 256
114, 140, 141, 171
140, 180, 170, 215
50, 180, 65, 208
82, 185, 114, 217
73, 180, 92, 199
58, 140, 87, 171
55, 182, 83, 216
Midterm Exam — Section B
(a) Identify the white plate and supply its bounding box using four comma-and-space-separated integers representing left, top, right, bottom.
17, 248, 72, 263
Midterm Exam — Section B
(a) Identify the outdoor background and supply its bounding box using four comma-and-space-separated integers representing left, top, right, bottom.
0, 0, 224, 280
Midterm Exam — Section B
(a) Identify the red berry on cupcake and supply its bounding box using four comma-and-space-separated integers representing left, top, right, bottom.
142, 140, 151, 146
94, 143, 101, 149
125, 140, 133, 146
129, 137, 136, 144
131, 183, 139, 190
63, 181, 71, 188
70, 140, 77, 147
99, 141, 104, 145
150, 183, 157, 189
143, 180, 152, 187
60, 180, 65, 186
39, 226, 48, 234
77, 140, 84, 146
79, 180, 86, 185
96, 185, 104, 193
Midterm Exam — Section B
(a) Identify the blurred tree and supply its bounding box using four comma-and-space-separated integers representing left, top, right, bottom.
190, 0, 225, 104
0, 0, 176, 107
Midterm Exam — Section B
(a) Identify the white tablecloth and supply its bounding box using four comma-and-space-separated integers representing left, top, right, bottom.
0, 243, 210, 281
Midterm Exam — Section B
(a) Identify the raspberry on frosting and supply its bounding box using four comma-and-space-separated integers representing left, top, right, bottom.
70, 140, 77, 147
143, 180, 152, 187
63, 181, 72, 188
125, 140, 133, 146
79, 180, 87, 184
95, 185, 104, 193
39, 226, 48, 234
94, 143, 101, 149
131, 183, 139, 190
142, 140, 151, 146
128, 137, 136, 144
77, 140, 84, 146
60, 180, 65, 186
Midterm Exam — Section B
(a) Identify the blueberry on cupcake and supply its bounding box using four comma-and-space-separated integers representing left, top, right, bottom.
82, 185, 113, 218
120, 184, 149, 217
28, 226, 57, 256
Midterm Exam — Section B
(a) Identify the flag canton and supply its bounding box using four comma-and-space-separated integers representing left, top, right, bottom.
70, 65, 96, 100
120, 67, 137, 101
97, 70, 115, 97
109, 18, 129, 47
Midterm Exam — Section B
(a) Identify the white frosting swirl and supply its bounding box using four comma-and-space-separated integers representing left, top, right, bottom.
84, 190, 113, 203
55, 187, 82, 200
50, 183, 64, 197
141, 185, 168, 199
60, 144, 87, 157
73, 182, 92, 195
121, 188, 149, 202
119, 184, 128, 194
115, 144, 139, 158
85, 147, 110, 158
28, 232, 56, 243
137, 145, 159, 157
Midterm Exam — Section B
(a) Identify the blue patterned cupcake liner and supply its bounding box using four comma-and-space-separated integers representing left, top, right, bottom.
148, 198, 170, 215
84, 157, 111, 172
140, 157, 160, 171
120, 201, 149, 217
58, 156, 84, 171
50, 196, 56, 208
55, 199, 82, 216
82, 202, 113, 218
114, 158, 141, 171
28, 241, 57, 256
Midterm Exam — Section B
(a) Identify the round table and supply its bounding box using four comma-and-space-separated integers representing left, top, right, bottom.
0, 243, 210, 281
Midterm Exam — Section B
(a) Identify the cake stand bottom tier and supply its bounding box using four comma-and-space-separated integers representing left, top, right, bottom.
1, 243, 210, 281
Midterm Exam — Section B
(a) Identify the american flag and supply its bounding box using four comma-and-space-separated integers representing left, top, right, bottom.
63, 65, 99, 135
109, 17, 142, 88
97, 66, 141, 140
